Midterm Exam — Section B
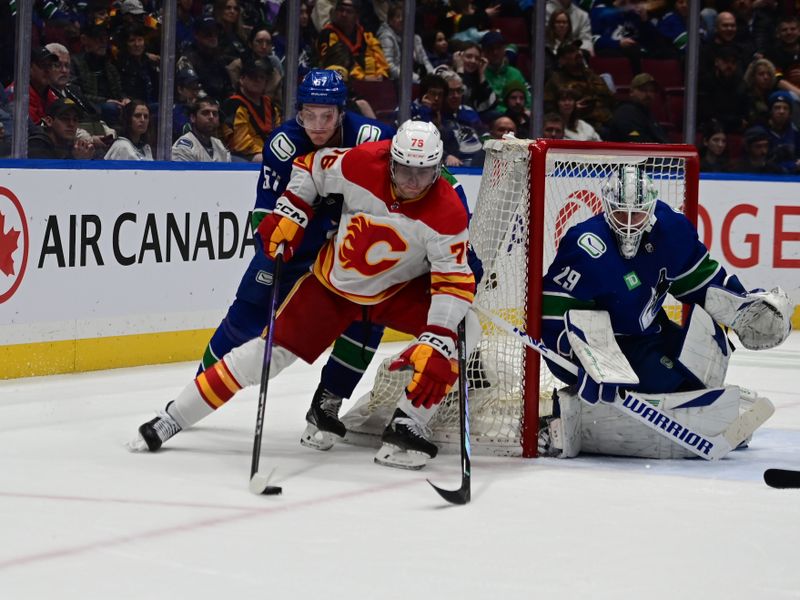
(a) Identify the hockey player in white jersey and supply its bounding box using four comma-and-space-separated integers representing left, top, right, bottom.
537, 164, 792, 459
128, 120, 478, 469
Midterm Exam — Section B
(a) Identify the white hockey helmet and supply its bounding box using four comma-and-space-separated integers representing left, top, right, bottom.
390, 120, 443, 195
600, 164, 658, 259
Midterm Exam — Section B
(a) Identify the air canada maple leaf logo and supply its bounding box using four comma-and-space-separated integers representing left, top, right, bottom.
0, 212, 20, 277
0, 187, 29, 304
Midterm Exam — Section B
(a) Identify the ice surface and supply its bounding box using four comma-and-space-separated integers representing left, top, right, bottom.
1, 334, 799, 599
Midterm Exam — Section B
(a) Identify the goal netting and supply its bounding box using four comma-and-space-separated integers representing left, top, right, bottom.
341, 139, 699, 457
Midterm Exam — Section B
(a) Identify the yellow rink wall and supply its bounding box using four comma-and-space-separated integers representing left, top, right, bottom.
1, 163, 798, 380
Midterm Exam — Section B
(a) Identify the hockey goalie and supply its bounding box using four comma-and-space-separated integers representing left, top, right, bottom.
536, 164, 792, 459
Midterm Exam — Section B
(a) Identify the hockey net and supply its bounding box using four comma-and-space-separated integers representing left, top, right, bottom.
342, 139, 699, 457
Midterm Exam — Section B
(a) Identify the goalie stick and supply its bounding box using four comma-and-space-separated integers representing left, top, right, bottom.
249, 245, 285, 497
471, 305, 773, 461
427, 319, 471, 505
764, 469, 800, 489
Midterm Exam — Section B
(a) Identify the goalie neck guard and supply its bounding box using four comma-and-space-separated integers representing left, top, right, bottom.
600, 165, 658, 259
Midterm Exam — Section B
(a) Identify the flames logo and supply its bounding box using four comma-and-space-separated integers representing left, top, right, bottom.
338, 215, 408, 276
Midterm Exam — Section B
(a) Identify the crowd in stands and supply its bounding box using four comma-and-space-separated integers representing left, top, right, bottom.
3, 0, 800, 172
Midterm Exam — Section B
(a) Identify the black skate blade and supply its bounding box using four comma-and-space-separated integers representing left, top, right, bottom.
764, 468, 800, 489
427, 479, 470, 505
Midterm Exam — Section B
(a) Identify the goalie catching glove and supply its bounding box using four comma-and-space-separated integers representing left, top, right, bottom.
704, 285, 792, 351
256, 194, 314, 261
389, 326, 459, 409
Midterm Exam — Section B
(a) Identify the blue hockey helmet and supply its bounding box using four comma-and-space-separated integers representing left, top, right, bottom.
296, 69, 348, 109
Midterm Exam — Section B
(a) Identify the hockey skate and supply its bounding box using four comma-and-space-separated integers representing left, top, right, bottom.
300, 385, 346, 451
127, 403, 182, 452
374, 409, 438, 470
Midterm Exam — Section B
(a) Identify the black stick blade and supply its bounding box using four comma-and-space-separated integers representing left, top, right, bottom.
764, 468, 800, 489
427, 479, 470, 505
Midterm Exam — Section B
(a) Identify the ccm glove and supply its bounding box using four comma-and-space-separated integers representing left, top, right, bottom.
576, 367, 619, 405
389, 326, 459, 409
256, 195, 313, 261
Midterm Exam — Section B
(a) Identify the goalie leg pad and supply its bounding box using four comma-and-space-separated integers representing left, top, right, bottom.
580, 386, 765, 459
540, 389, 582, 458
676, 306, 733, 388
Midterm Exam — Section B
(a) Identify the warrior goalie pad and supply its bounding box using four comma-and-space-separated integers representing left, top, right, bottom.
565, 310, 639, 385
570, 386, 774, 459
676, 306, 733, 388
704, 285, 792, 351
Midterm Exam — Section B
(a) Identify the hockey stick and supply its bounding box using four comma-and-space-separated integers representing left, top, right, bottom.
472, 304, 774, 461
428, 318, 471, 505
764, 468, 800, 489
249, 245, 285, 496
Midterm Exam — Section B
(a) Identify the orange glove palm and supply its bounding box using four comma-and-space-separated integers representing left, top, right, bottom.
389, 327, 459, 409
256, 195, 313, 261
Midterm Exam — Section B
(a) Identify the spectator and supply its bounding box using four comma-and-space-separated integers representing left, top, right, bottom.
273, 0, 318, 71
115, 24, 160, 105
557, 85, 602, 140
378, 1, 434, 83
46, 43, 116, 157
545, 10, 577, 77
213, 0, 248, 63
603, 72, 668, 143
766, 16, 800, 75
655, 0, 701, 56
72, 22, 126, 126
421, 29, 452, 70
451, 41, 497, 116
409, 72, 447, 128
222, 58, 281, 162
764, 90, 800, 172
487, 114, 517, 139
175, 0, 200, 53
700, 11, 756, 73
28, 98, 95, 159
502, 79, 531, 134
546, 0, 594, 57
9, 47, 59, 125
698, 45, 749, 133
178, 17, 235, 102
699, 120, 732, 172
104, 99, 153, 160
317, 0, 389, 81
172, 97, 231, 162
173, 68, 205, 139
731, 0, 776, 57
591, 0, 668, 69
743, 57, 778, 127
226, 24, 283, 99
544, 42, 614, 129
439, 70, 485, 167
482, 31, 530, 113
543, 112, 566, 139
733, 126, 784, 173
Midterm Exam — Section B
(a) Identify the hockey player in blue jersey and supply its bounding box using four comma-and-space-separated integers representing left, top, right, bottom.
130, 70, 481, 456
537, 164, 792, 459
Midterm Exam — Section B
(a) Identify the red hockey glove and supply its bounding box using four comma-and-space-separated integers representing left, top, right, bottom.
389, 326, 459, 409
256, 195, 313, 261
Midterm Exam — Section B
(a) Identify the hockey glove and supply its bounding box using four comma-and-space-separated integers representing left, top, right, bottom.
389, 326, 459, 409
576, 367, 619, 405
705, 285, 792, 350
256, 195, 313, 261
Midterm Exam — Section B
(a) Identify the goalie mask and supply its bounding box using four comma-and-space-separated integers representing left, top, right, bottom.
601, 165, 658, 259
390, 120, 443, 198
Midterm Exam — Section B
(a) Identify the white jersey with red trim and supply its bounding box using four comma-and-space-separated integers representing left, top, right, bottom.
281, 140, 475, 332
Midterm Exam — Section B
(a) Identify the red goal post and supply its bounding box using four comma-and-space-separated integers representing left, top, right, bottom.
475, 139, 699, 457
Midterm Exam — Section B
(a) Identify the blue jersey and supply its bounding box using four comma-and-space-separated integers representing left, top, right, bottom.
541, 201, 745, 374
252, 113, 395, 266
